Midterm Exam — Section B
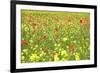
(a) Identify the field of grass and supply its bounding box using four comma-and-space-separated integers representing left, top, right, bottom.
21, 10, 90, 63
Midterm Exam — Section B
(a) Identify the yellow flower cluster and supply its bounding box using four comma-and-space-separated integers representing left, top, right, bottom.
54, 54, 59, 61
54, 43, 61, 47
40, 51, 46, 57
62, 37, 68, 42
75, 53, 80, 60
30, 53, 39, 62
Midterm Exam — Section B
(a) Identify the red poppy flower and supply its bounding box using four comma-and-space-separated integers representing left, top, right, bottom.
65, 16, 72, 23
68, 44, 77, 53
32, 22, 36, 29
54, 28, 59, 33
41, 48, 48, 52
80, 18, 89, 26
21, 40, 28, 46
42, 35, 48, 40
39, 35, 48, 41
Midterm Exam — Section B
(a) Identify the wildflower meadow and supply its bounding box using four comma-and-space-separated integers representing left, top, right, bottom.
21, 10, 90, 63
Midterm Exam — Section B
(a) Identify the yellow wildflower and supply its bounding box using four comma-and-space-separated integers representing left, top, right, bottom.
54, 54, 59, 61
30, 46, 33, 49
61, 50, 68, 58
58, 44, 61, 47
23, 49, 27, 54
24, 26, 29, 31
22, 56, 25, 60
54, 43, 61, 47
66, 46, 69, 48
59, 48, 62, 51
75, 53, 80, 60
40, 51, 45, 57
73, 40, 77, 44
63, 37, 68, 42
30, 53, 38, 62
61, 50, 67, 56
30, 39, 33, 43
54, 43, 57, 46
35, 45, 38, 48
